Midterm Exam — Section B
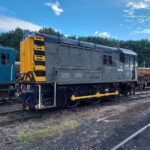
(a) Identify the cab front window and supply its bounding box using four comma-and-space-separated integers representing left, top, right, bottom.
1, 53, 9, 65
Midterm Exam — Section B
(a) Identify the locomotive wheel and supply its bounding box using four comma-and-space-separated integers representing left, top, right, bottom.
66, 89, 80, 109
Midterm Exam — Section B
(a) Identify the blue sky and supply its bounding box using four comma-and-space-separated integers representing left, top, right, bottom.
0, 0, 150, 40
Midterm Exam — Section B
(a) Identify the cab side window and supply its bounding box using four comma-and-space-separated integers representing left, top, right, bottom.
130, 56, 135, 67
120, 54, 125, 63
103, 55, 107, 65
103, 55, 113, 65
109, 56, 112, 65
125, 56, 130, 67
1, 53, 9, 64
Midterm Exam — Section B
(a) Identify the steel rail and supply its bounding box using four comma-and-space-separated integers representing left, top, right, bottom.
111, 123, 150, 150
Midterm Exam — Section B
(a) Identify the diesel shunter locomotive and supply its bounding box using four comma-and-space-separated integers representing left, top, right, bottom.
20, 32, 137, 110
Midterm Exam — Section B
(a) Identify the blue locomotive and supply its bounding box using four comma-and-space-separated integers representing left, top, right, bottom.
0, 46, 16, 100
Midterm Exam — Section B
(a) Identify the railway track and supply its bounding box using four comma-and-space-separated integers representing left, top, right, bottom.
0, 102, 22, 115
0, 99, 20, 106
0, 110, 43, 126
111, 123, 150, 150
0, 90, 150, 126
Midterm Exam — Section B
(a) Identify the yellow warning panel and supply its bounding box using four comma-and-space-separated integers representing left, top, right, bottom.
20, 37, 33, 74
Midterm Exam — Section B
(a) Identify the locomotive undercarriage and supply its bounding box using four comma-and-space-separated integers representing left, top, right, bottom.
0, 84, 17, 101
20, 82, 136, 110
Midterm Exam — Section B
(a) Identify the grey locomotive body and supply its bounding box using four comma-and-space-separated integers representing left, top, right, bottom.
43, 34, 137, 85
21, 33, 137, 109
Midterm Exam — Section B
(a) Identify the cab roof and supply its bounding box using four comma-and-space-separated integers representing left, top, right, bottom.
119, 48, 137, 56
0, 46, 15, 51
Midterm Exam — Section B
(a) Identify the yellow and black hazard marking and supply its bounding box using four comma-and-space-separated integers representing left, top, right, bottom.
33, 34, 46, 82
20, 34, 46, 82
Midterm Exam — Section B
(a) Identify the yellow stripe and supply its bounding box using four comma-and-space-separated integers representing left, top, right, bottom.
71, 91, 119, 101
34, 45, 45, 51
34, 35, 44, 41
35, 76, 46, 82
34, 65, 46, 71
34, 55, 45, 61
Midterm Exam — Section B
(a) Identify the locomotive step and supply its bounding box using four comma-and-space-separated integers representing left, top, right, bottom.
35, 104, 55, 109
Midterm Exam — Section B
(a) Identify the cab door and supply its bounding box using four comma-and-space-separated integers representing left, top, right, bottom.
117, 54, 124, 81
123, 55, 131, 80
0, 52, 15, 83
130, 56, 136, 80
0, 53, 10, 83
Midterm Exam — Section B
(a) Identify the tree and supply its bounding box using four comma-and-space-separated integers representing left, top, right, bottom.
0, 27, 149, 67
0, 28, 29, 60
39, 27, 63, 36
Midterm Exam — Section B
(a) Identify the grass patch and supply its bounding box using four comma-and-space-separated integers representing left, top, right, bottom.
17, 120, 79, 142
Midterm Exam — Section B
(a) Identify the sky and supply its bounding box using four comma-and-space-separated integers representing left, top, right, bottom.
0, 0, 150, 40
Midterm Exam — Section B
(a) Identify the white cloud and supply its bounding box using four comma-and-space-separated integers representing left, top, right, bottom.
0, 16, 42, 32
123, 0, 150, 35
45, 1, 64, 16
124, 0, 150, 22
133, 28, 150, 34
100, 32, 111, 38
127, 1, 149, 10
95, 31, 99, 36
95, 31, 111, 38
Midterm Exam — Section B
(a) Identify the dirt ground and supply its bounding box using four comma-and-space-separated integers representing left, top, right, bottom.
1, 97, 150, 150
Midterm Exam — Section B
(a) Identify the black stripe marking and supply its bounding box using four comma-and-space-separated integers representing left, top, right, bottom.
34, 51, 45, 56
34, 61, 45, 66
34, 71, 45, 76
34, 40, 45, 46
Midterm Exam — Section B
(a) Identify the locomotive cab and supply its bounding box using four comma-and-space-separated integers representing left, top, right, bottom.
118, 48, 137, 95
119, 48, 137, 81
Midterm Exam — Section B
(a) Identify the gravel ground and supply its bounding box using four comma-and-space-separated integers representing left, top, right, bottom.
1, 97, 150, 150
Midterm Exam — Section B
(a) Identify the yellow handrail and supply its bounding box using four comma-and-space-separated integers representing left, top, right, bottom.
71, 91, 119, 101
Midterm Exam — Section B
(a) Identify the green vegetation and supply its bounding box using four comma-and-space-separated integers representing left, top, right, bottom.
0, 28, 29, 60
17, 119, 79, 141
39, 27, 63, 36
0, 27, 150, 67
